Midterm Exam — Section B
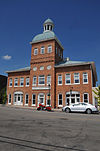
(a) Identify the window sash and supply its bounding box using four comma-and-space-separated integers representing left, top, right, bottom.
66, 74, 71, 84
41, 47, 45, 54
39, 75, 45, 85
32, 94, 36, 105
9, 78, 12, 86
47, 76, 51, 85
33, 76, 37, 86
58, 94, 62, 105
48, 45, 52, 53
74, 73, 80, 83
14, 78, 18, 86
26, 78, 29, 86
20, 78, 24, 86
83, 73, 88, 83
34, 48, 38, 55
84, 93, 89, 103
8, 94, 11, 103
25, 94, 28, 104
58, 75, 62, 85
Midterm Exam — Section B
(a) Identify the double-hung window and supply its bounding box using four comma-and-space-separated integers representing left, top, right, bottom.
26, 77, 29, 86
39, 75, 45, 85
47, 75, 51, 85
83, 72, 88, 84
58, 94, 63, 106
9, 78, 12, 87
14, 78, 18, 87
48, 45, 52, 53
74, 73, 80, 84
20, 77, 24, 87
83, 93, 89, 103
65, 74, 71, 84
58, 75, 62, 85
41, 46, 45, 54
34, 48, 38, 55
33, 76, 37, 86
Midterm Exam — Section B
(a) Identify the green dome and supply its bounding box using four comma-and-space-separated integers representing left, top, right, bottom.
32, 31, 56, 43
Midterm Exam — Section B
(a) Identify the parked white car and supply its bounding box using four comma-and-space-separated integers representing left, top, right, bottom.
62, 102, 98, 114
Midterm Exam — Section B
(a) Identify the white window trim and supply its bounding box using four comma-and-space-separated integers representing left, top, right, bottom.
65, 74, 71, 85
47, 75, 51, 85
33, 76, 37, 86
83, 93, 89, 103
83, 73, 88, 84
20, 77, 24, 87
32, 94, 36, 106
25, 94, 29, 105
40, 46, 45, 54
14, 78, 18, 87
38, 75, 45, 86
26, 77, 29, 87
48, 45, 52, 53
8, 94, 11, 104
74, 73, 80, 84
9, 78, 12, 87
58, 93, 63, 107
34, 48, 38, 55
58, 75, 62, 85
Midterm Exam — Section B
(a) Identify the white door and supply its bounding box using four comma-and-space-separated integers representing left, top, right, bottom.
14, 92, 23, 105
38, 93, 45, 106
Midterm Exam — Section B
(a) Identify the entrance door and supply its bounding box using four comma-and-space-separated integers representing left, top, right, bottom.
14, 92, 23, 105
38, 93, 45, 106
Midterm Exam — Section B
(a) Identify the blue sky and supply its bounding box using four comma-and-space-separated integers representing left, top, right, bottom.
0, 0, 100, 85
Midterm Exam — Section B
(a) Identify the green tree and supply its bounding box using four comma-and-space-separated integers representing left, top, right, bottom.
93, 85, 100, 106
0, 87, 7, 104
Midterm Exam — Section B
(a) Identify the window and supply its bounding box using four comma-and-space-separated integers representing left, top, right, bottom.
41, 46, 45, 54
83, 93, 89, 103
46, 93, 51, 106
34, 48, 38, 55
14, 78, 18, 87
40, 66, 44, 70
47, 65, 51, 70
25, 94, 28, 105
58, 75, 62, 85
56, 47, 57, 54
83, 72, 88, 84
39, 75, 45, 85
8, 94, 11, 104
66, 92, 80, 105
58, 94, 63, 106
9, 78, 12, 87
20, 77, 24, 87
33, 67, 37, 71
65, 74, 71, 84
33, 76, 37, 86
48, 45, 52, 53
47, 75, 51, 85
74, 73, 80, 84
32, 94, 36, 105
26, 77, 29, 86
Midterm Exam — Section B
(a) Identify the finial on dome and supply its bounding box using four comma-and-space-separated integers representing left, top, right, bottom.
43, 18, 54, 32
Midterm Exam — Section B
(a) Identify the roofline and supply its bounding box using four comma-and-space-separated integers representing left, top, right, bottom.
30, 37, 64, 50
6, 67, 30, 74
55, 62, 91, 68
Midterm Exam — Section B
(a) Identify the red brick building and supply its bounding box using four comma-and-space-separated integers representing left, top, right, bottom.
6, 19, 97, 108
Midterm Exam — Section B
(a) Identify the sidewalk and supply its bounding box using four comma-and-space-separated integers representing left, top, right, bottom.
0, 104, 62, 112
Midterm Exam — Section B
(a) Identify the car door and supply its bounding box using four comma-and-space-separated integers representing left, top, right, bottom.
71, 103, 81, 112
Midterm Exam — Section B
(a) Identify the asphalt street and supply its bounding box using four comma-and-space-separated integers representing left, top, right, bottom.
0, 106, 100, 151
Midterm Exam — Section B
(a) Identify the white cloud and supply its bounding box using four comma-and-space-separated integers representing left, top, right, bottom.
2, 55, 12, 60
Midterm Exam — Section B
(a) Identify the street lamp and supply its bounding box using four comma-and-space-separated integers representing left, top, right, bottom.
48, 84, 50, 106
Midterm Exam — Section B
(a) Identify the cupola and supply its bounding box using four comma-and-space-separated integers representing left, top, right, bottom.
43, 18, 54, 32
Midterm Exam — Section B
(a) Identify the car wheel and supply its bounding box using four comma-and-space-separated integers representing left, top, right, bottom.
86, 109, 92, 114
65, 108, 70, 113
